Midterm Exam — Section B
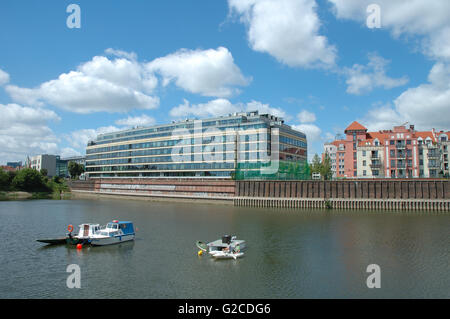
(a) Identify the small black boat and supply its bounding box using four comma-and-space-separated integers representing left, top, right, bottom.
36, 238, 68, 245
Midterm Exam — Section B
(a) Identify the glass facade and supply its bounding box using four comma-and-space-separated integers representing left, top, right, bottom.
85, 111, 307, 178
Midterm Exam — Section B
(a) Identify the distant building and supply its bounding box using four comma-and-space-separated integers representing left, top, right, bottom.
6, 161, 22, 169
323, 122, 450, 179
1, 165, 17, 172
57, 156, 86, 178
30, 154, 58, 177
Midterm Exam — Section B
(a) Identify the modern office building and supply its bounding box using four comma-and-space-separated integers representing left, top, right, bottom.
323, 121, 450, 179
30, 154, 58, 177
57, 156, 86, 178
85, 111, 307, 178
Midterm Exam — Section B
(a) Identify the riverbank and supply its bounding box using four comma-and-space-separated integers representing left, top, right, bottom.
68, 178, 450, 211
0, 191, 72, 201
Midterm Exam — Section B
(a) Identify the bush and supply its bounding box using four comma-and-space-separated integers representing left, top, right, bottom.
0, 169, 9, 191
11, 168, 51, 192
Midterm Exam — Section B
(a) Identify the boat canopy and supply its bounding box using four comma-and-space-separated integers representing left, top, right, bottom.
116, 221, 134, 235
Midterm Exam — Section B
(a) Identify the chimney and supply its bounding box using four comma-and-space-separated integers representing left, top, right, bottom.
410, 125, 415, 131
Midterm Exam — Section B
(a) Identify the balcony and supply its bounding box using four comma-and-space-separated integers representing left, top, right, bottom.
370, 154, 380, 160
396, 144, 406, 149
396, 153, 407, 159
428, 163, 441, 169
370, 161, 382, 169
428, 153, 440, 159
397, 163, 406, 169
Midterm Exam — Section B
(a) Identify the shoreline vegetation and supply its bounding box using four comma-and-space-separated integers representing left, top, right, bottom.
0, 168, 72, 201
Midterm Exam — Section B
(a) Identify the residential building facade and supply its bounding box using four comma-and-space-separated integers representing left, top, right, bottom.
323, 122, 450, 179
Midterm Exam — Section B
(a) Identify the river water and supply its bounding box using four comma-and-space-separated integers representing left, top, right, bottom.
0, 198, 448, 298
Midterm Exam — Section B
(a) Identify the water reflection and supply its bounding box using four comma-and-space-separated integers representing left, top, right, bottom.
0, 199, 448, 298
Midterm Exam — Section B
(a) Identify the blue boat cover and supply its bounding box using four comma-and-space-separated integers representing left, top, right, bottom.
117, 221, 134, 235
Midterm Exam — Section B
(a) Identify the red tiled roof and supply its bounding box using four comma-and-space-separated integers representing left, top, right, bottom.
415, 131, 436, 142
345, 121, 367, 132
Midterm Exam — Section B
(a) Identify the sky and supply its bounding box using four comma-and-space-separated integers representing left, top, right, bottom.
0, 0, 449, 164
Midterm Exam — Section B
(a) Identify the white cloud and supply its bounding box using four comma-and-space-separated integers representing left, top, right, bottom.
297, 110, 316, 123
170, 99, 238, 118
60, 147, 82, 158
293, 123, 322, 142
246, 100, 287, 119
328, 0, 450, 61
394, 62, 450, 129
344, 53, 408, 95
6, 53, 160, 114
0, 69, 9, 86
359, 103, 404, 132
169, 98, 287, 119
147, 47, 250, 97
65, 126, 121, 150
115, 114, 156, 127
360, 63, 450, 131
0, 104, 60, 163
228, 0, 337, 68
104, 48, 138, 61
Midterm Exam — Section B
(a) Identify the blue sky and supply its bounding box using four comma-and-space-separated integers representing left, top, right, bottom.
0, 0, 449, 163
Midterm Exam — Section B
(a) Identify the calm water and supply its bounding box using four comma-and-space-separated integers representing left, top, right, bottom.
0, 198, 449, 298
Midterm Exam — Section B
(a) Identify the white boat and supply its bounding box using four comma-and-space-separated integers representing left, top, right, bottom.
66, 223, 101, 245
197, 235, 246, 259
90, 220, 135, 246
210, 250, 244, 260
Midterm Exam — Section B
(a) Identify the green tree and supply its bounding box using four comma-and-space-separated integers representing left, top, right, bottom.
0, 168, 10, 191
320, 152, 333, 180
311, 154, 322, 174
40, 168, 48, 176
68, 162, 85, 179
12, 168, 50, 192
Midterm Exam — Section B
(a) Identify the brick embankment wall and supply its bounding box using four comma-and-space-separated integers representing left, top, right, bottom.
234, 179, 450, 211
235, 180, 450, 199
69, 178, 236, 201
68, 179, 450, 210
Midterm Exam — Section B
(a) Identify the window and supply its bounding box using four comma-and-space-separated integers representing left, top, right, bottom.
363, 170, 366, 176
407, 140, 411, 145
390, 150, 395, 157
362, 150, 366, 156
363, 160, 366, 166
390, 140, 394, 145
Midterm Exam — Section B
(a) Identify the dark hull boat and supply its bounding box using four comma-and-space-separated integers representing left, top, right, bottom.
36, 238, 67, 245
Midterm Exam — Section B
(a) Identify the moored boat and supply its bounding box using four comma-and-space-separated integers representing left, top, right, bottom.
197, 235, 246, 259
66, 223, 101, 245
90, 220, 135, 246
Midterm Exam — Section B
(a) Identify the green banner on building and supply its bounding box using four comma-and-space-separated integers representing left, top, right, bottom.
234, 161, 311, 180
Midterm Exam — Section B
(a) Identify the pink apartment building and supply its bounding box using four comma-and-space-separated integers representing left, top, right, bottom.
323, 121, 450, 179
